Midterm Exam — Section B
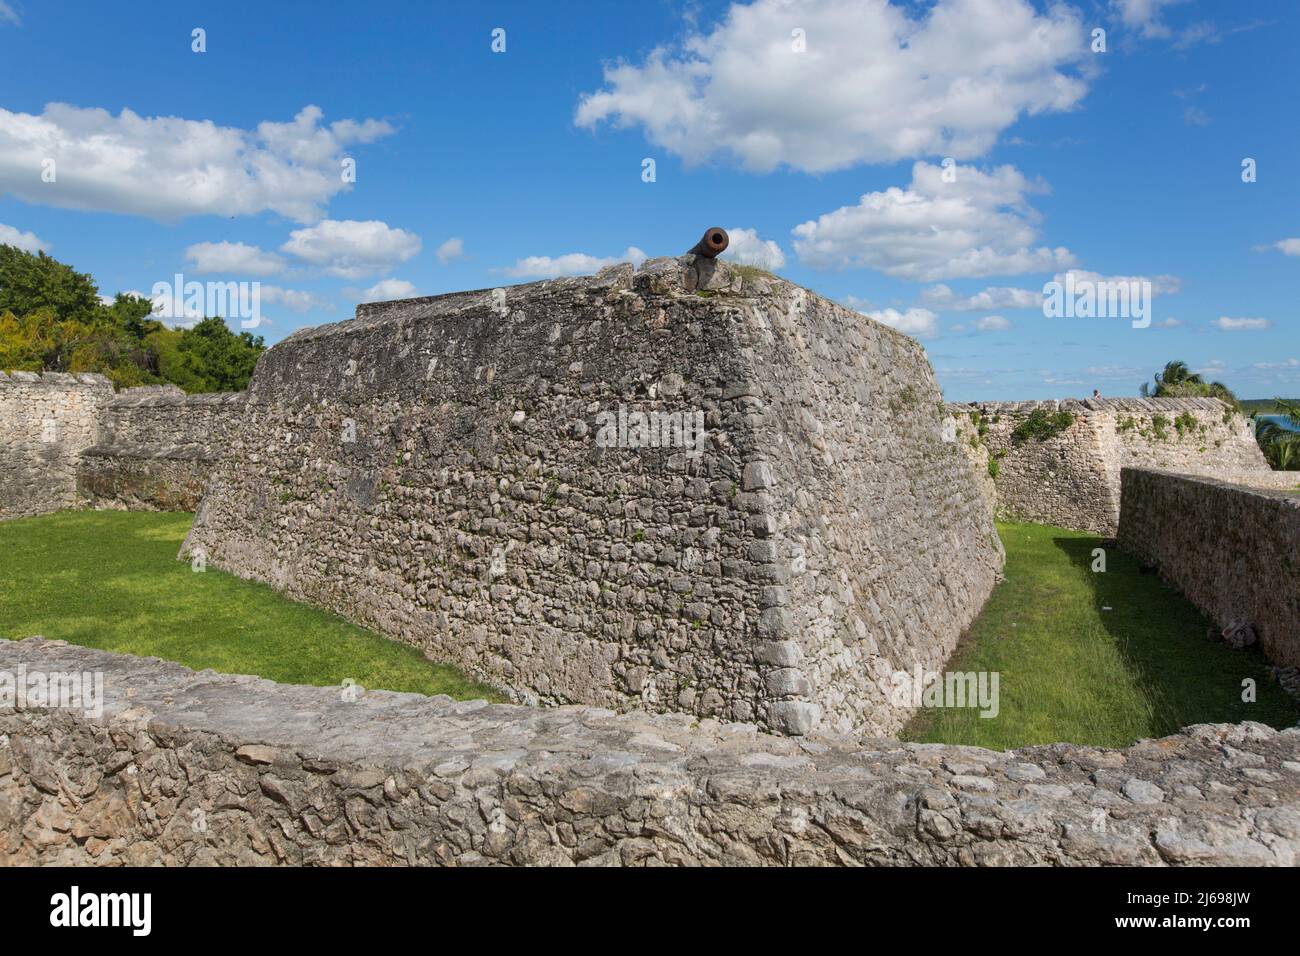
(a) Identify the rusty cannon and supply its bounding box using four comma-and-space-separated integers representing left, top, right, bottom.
687, 227, 729, 258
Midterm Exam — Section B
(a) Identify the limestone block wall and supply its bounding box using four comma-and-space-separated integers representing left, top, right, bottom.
182, 257, 1002, 736
947, 405, 997, 519
0, 371, 115, 520
3, 639, 1298, 867
954, 398, 1274, 535
78, 387, 248, 512
0, 372, 246, 517
1118, 469, 1300, 668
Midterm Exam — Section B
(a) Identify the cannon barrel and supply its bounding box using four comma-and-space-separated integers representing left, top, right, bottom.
687, 227, 729, 258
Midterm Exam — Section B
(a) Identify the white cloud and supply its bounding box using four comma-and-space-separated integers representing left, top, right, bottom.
359, 279, 419, 303
435, 237, 466, 264
1259, 238, 1300, 257
1254, 358, 1299, 370
840, 294, 876, 313
0, 222, 47, 252
0, 104, 394, 223
0, 3, 19, 26
919, 283, 1041, 311
793, 161, 1075, 281
1085, 365, 1145, 379
185, 241, 285, 276
260, 286, 329, 313
861, 306, 938, 339
280, 219, 421, 279
1111, 0, 1188, 39
1183, 106, 1209, 127
975, 315, 1010, 332
503, 247, 647, 279
1051, 269, 1182, 295
1155, 317, 1182, 328
1212, 316, 1271, 331
576, 0, 1090, 173
721, 227, 785, 268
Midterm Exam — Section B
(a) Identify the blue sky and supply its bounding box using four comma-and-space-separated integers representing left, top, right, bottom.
1, 0, 1296, 401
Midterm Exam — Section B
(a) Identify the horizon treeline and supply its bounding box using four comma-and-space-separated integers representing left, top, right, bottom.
0, 245, 264, 393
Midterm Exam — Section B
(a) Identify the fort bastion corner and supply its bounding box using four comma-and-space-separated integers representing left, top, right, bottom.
178, 253, 1006, 737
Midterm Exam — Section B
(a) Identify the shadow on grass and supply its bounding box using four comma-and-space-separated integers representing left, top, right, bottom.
1052, 536, 1296, 734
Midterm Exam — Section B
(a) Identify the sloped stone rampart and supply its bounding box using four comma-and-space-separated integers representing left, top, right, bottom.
182, 258, 1003, 736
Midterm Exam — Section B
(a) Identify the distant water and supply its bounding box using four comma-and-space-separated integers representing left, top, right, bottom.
1257, 414, 1300, 433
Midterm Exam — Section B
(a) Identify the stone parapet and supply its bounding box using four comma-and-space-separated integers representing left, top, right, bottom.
2, 639, 1297, 866
1118, 469, 1300, 668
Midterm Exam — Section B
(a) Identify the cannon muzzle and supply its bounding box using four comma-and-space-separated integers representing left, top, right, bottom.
687, 227, 729, 258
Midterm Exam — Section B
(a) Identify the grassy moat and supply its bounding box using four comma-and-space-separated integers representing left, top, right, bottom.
0, 511, 502, 701
1, 512, 1294, 748
902, 521, 1296, 749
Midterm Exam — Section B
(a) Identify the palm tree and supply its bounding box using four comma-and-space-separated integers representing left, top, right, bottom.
1155, 360, 1202, 390
1275, 397, 1300, 427
1255, 397, 1300, 470
1140, 360, 1240, 409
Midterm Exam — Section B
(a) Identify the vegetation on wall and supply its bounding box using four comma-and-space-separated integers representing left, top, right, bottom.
0, 245, 264, 392
1010, 408, 1075, 444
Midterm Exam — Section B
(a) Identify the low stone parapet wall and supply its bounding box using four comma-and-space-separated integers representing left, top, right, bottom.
2, 639, 1297, 866
77, 446, 218, 512
1118, 469, 1300, 668
1, 372, 246, 518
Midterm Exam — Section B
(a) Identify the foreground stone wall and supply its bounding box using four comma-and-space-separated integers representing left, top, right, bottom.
2, 640, 1297, 866
952, 398, 1277, 534
183, 257, 1002, 736
1118, 469, 1300, 669
0, 371, 115, 520
78, 387, 248, 512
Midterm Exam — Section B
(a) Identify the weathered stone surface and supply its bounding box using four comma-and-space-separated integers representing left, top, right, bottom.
0, 372, 114, 520
1118, 469, 1300, 668
949, 398, 1286, 535
2, 639, 1297, 867
180, 257, 1003, 736
0, 374, 246, 518
76, 387, 247, 512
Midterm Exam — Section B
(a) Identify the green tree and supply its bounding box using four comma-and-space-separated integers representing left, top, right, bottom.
0, 245, 101, 324
1255, 398, 1300, 470
1139, 359, 1239, 410
171, 317, 265, 392
0, 245, 264, 391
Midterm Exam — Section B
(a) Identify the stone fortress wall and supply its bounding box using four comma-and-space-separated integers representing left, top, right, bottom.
0, 371, 245, 519
1118, 470, 1300, 669
79, 385, 248, 512
3, 638, 1297, 867
0, 371, 116, 520
181, 256, 1003, 737
946, 397, 1289, 535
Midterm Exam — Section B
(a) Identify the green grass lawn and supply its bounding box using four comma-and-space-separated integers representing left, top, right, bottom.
3, 512, 1294, 747
0, 510, 501, 701
902, 521, 1297, 749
